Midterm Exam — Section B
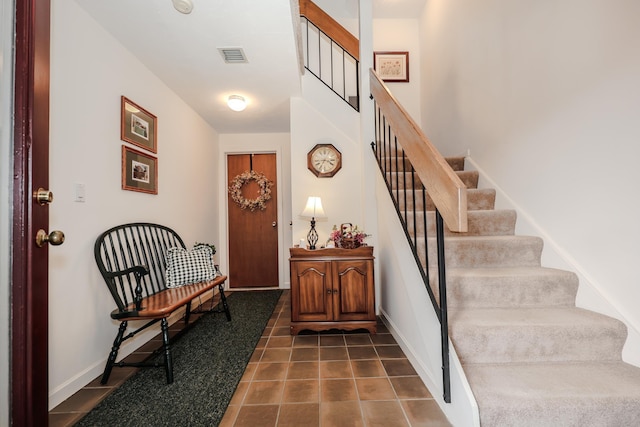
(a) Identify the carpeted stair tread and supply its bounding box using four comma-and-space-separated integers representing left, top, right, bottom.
439, 266, 579, 308
449, 307, 627, 364
424, 235, 543, 268
463, 361, 640, 426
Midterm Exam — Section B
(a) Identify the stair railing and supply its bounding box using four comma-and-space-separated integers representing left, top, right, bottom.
299, 0, 359, 110
370, 69, 468, 403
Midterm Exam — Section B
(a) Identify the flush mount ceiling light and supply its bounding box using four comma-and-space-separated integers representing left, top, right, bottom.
172, 0, 193, 14
227, 95, 247, 112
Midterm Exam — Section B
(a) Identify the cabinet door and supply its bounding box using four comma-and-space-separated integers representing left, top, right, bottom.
332, 259, 375, 321
291, 260, 332, 321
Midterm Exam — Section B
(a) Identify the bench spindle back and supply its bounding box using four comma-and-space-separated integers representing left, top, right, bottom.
95, 223, 186, 313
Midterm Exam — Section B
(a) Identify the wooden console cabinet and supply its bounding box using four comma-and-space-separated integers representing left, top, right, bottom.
289, 246, 376, 335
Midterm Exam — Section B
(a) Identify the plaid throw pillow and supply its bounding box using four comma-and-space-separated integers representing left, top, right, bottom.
165, 245, 215, 288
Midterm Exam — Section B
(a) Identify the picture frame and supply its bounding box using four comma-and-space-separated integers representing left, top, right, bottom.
122, 145, 158, 194
373, 51, 410, 83
121, 96, 157, 153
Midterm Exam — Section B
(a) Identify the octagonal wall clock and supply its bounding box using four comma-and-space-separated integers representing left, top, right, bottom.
307, 143, 342, 178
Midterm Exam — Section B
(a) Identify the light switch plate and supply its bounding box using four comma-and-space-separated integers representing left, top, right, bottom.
74, 183, 86, 202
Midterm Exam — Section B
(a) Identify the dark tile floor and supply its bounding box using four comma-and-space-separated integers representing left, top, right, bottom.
49, 291, 451, 426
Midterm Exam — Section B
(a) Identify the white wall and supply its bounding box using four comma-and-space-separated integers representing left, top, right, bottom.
0, 0, 13, 423
312, 0, 359, 36
218, 133, 292, 288
48, 0, 220, 408
290, 83, 364, 250
419, 0, 640, 362
372, 19, 421, 122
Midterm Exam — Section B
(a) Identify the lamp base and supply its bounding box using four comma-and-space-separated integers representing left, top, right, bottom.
307, 217, 318, 250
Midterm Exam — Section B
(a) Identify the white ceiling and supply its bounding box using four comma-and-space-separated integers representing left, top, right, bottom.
73, 0, 426, 134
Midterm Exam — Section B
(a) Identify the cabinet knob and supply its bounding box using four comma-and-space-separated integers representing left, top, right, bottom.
327, 289, 332, 294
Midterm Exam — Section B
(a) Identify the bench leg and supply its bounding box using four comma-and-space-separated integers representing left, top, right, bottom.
101, 321, 127, 385
184, 301, 192, 326
219, 283, 231, 321
161, 318, 174, 384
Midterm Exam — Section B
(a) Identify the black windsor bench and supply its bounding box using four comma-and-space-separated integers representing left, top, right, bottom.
94, 222, 231, 384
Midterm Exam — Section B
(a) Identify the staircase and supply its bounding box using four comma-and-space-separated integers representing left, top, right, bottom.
392, 155, 640, 425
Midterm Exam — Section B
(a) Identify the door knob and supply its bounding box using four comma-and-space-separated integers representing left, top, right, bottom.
34, 188, 53, 205
36, 229, 65, 247
272, 221, 277, 227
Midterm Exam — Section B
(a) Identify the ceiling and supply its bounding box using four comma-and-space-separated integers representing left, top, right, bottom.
73, 0, 426, 134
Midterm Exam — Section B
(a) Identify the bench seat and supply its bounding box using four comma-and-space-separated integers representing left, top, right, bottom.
113, 275, 227, 320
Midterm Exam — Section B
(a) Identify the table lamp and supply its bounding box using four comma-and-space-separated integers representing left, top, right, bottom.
300, 196, 326, 249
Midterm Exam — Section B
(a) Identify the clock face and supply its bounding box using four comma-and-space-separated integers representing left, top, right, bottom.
312, 147, 338, 173
307, 144, 342, 177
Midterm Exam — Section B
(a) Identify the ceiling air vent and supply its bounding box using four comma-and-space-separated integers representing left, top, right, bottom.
218, 48, 248, 64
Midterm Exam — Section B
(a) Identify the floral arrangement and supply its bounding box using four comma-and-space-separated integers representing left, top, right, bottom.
329, 223, 369, 249
228, 170, 273, 212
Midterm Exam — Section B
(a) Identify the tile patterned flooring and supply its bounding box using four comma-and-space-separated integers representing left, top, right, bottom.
49, 291, 451, 426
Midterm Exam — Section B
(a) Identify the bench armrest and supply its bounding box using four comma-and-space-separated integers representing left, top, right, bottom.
105, 265, 149, 311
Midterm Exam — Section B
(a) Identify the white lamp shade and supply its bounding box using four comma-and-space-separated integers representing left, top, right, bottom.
300, 196, 326, 218
227, 95, 247, 112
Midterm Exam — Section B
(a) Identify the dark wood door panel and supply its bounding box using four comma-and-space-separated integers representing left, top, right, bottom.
291, 261, 331, 321
227, 153, 278, 288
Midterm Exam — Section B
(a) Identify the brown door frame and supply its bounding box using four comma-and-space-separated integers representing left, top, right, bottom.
12, 0, 51, 424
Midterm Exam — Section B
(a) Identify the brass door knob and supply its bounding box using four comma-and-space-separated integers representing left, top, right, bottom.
36, 229, 65, 247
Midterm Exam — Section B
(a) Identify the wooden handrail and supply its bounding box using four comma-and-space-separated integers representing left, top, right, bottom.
370, 69, 468, 232
299, 0, 359, 60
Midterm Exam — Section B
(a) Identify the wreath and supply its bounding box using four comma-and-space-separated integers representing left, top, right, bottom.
228, 170, 273, 212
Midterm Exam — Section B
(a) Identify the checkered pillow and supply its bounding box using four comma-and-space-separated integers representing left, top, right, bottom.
165, 245, 215, 288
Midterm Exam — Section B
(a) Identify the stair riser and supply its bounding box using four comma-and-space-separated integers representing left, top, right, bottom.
382, 156, 465, 172
436, 271, 579, 308
402, 210, 516, 237
397, 188, 496, 211
386, 170, 479, 190
377, 153, 465, 171
420, 237, 543, 268
450, 319, 627, 364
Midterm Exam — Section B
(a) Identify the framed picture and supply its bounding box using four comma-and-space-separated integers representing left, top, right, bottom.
121, 96, 157, 153
373, 51, 410, 83
122, 146, 158, 194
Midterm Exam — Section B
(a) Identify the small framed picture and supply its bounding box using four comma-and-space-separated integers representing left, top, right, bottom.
121, 96, 157, 153
373, 51, 410, 83
122, 145, 158, 194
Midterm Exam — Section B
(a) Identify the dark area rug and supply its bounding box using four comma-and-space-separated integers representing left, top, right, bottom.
76, 290, 282, 427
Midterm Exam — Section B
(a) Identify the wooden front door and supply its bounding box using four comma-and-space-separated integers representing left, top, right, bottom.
227, 153, 279, 288
12, 0, 51, 424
